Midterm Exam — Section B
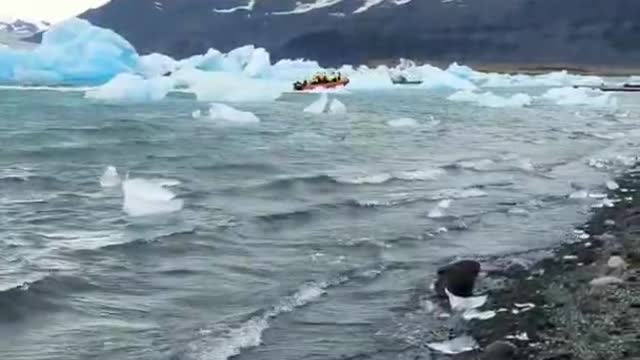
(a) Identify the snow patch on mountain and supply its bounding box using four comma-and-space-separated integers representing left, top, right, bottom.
354, 0, 386, 13
271, 0, 344, 15
213, 0, 257, 13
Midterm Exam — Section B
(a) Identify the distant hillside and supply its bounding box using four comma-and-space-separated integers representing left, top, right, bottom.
72, 0, 640, 67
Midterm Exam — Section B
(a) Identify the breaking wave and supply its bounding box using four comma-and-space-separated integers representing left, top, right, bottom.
184, 266, 385, 360
0, 274, 97, 322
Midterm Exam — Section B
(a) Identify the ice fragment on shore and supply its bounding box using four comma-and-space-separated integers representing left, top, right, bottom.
427, 335, 478, 354
606, 180, 620, 190
445, 288, 487, 311
462, 309, 496, 321
505, 332, 530, 341
590, 276, 623, 287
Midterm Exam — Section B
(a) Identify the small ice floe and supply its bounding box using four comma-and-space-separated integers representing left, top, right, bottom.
191, 109, 202, 118
428, 199, 452, 218
122, 177, 183, 216
462, 309, 496, 321
426, 335, 479, 354
446, 288, 487, 311
387, 117, 418, 127
606, 180, 620, 190
505, 332, 529, 341
604, 219, 616, 226
588, 192, 607, 199
100, 166, 121, 187
563, 255, 578, 261
435, 227, 448, 234
589, 276, 623, 287
568, 190, 589, 199
207, 103, 260, 124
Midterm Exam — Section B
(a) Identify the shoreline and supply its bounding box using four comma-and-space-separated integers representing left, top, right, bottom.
457, 166, 640, 359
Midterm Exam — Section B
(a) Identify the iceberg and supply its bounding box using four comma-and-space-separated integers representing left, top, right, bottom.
85, 73, 174, 102
448, 90, 532, 108
122, 177, 183, 217
175, 69, 285, 102
0, 18, 139, 85
540, 87, 616, 107
206, 103, 260, 124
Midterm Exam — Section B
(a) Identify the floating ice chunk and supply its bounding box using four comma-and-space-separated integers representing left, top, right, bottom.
569, 190, 589, 199
387, 117, 418, 127
447, 90, 532, 108
427, 335, 478, 354
506, 332, 530, 341
428, 207, 444, 218
85, 73, 174, 102
540, 87, 616, 107
177, 69, 285, 102
304, 93, 329, 114
191, 110, 202, 119
100, 166, 121, 188
206, 103, 260, 125
446, 288, 487, 311
428, 199, 451, 217
606, 180, 620, 190
328, 98, 347, 114
122, 178, 183, 216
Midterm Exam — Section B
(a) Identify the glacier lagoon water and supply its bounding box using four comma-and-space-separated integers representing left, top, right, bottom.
2, 84, 640, 360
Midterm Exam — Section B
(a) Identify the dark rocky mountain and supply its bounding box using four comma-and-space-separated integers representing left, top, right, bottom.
77, 0, 640, 67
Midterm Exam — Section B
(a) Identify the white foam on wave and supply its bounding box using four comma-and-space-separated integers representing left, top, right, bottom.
541, 87, 616, 107
456, 159, 495, 171
100, 166, 121, 188
387, 117, 418, 127
39, 229, 125, 250
334, 173, 393, 185
448, 90, 532, 108
122, 178, 183, 216
394, 168, 445, 181
187, 282, 329, 360
433, 188, 488, 200
205, 103, 260, 125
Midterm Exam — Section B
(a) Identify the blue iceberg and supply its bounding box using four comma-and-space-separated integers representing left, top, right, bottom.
0, 18, 139, 85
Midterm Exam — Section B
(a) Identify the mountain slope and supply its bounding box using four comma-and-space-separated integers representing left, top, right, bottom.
78, 0, 640, 67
